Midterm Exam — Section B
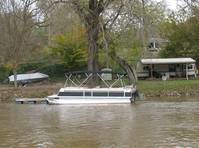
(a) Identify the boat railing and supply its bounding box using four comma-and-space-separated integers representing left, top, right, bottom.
64, 71, 130, 88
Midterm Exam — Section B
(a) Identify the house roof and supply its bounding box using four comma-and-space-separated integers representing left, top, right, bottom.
141, 58, 196, 64
8, 73, 49, 82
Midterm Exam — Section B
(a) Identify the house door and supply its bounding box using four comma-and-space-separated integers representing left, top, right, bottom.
169, 64, 176, 72
169, 64, 176, 77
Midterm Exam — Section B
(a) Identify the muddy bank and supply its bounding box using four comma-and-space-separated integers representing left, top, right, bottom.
0, 83, 63, 103
144, 90, 199, 97
141, 90, 199, 101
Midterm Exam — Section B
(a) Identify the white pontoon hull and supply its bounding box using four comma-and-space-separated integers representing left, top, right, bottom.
46, 87, 136, 105
47, 97, 132, 105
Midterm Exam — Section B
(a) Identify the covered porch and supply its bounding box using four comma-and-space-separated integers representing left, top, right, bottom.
141, 58, 197, 80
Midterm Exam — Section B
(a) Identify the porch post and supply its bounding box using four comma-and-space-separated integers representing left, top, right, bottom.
186, 63, 188, 80
151, 64, 153, 78
194, 63, 197, 78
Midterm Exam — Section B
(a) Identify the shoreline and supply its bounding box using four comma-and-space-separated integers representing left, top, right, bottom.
138, 79, 199, 101
142, 90, 199, 98
0, 83, 62, 103
0, 81, 199, 103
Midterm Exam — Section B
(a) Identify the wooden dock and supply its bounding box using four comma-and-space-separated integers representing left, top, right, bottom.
15, 98, 47, 104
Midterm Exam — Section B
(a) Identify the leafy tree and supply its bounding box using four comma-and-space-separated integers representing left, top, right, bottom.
160, 16, 199, 64
48, 27, 88, 71
47, 0, 137, 86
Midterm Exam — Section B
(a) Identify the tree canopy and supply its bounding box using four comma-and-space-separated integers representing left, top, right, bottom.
0, 0, 198, 85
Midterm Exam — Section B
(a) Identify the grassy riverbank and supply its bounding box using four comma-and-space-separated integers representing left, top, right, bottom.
1, 78, 199, 103
138, 79, 199, 98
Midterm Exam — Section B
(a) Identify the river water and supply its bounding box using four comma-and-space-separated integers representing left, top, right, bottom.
0, 100, 199, 148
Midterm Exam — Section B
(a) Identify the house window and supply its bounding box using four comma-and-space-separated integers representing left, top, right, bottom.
143, 66, 149, 71
188, 64, 194, 70
148, 42, 153, 48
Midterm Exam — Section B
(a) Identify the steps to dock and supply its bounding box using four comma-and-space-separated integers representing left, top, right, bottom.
15, 98, 47, 104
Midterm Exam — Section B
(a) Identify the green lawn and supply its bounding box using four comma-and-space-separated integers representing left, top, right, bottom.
138, 78, 199, 94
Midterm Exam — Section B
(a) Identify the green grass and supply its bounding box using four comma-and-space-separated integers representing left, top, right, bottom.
138, 78, 199, 94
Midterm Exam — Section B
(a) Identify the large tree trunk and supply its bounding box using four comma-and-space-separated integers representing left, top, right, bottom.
13, 69, 18, 88
86, 0, 100, 87
87, 24, 99, 87
110, 54, 138, 85
71, 0, 104, 87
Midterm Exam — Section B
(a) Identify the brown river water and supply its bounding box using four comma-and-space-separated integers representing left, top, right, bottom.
0, 100, 199, 148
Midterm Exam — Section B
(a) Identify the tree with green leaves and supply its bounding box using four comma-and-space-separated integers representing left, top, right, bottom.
160, 0, 199, 64
160, 16, 199, 64
48, 27, 88, 71
47, 0, 126, 86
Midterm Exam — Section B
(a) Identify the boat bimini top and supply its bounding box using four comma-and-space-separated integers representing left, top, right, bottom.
63, 70, 134, 88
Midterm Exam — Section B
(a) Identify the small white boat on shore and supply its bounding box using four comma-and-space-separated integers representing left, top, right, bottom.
46, 71, 137, 105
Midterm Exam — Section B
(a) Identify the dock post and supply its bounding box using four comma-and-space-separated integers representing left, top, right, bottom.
130, 93, 136, 103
